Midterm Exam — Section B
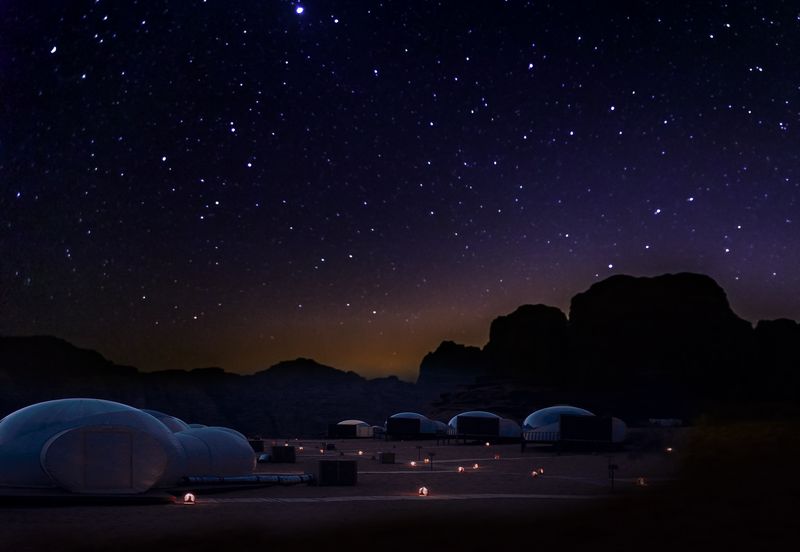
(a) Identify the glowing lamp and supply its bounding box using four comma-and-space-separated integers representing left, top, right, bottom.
423, 457, 430, 464
538, 467, 544, 474
635, 477, 648, 487
410, 461, 417, 467
531, 470, 539, 478
298, 446, 304, 451
183, 492, 196, 505
665, 447, 673, 453
319, 448, 325, 454
358, 450, 364, 456
418, 486, 429, 496
472, 463, 479, 470
457, 466, 465, 473
493, 454, 501, 460
485, 442, 490, 447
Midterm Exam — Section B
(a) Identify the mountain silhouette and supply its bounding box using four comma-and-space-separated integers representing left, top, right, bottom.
2, 272, 798, 433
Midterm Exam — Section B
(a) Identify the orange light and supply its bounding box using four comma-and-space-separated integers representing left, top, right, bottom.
183, 492, 196, 505
418, 486, 429, 496
423, 457, 430, 464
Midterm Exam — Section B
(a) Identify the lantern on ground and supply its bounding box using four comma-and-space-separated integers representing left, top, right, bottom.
472, 463, 479, 470
457, 466, 465, 473
183, 492, 196, 505
418, 486, 429, 496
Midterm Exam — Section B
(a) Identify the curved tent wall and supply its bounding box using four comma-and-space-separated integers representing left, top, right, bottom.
386, 412, 438, 436
0, 398, 184, 492
175, 427, 255, 477
0, 398, 256, 494
142, 409, 191, 433
523, 405, 595, 431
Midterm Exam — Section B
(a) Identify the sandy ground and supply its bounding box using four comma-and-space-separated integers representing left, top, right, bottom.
0, 433, 685, 550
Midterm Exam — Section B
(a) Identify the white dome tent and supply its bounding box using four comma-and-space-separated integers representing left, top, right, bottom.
523, 405, 595, 432
385, 412, 440, 438
447, 410, 522, 440
522, 405, 627, 445
0, 398, 256, 495
331, 419, 374, 438
0, 399, 185, 494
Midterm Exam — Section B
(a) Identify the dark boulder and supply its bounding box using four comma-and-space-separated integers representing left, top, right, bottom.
417, 341, 486, 388
568, 273, 753, 392
483, 304, 569, 383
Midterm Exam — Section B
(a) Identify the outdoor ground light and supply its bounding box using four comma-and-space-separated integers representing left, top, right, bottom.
418, 486, 429, 496
457, 466, 465, 473
473, 463, 479, 469
410, 461, 417, 467
183, 492, 196, 505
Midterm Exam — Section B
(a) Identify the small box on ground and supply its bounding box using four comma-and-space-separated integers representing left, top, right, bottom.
317, 460, 357, 486
378, 452, 395, 464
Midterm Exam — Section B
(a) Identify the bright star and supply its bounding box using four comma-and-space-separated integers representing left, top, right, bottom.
296, 6, 304, 14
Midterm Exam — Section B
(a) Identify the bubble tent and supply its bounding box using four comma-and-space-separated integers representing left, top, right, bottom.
0, 398, 256, 494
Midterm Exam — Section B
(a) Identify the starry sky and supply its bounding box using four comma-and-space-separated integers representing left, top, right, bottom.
2, 1, 798, 380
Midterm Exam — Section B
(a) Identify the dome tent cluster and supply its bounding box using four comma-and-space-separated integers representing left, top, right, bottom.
382, 405, 627, 444
0, 398, 255, 495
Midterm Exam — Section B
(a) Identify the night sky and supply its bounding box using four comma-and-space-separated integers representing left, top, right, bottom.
2, 1, 798, 380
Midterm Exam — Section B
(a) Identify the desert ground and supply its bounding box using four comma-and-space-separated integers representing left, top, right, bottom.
1, 429, 689, 551
3, 421, 798, 551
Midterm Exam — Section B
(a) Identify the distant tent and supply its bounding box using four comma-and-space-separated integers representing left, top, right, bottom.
328, 419, 374, 438
385, 412, 439, 439
0, 398, 255, 495
447, 410, 521, 439
523, 405, 594, 432
522, 405, 627, 444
